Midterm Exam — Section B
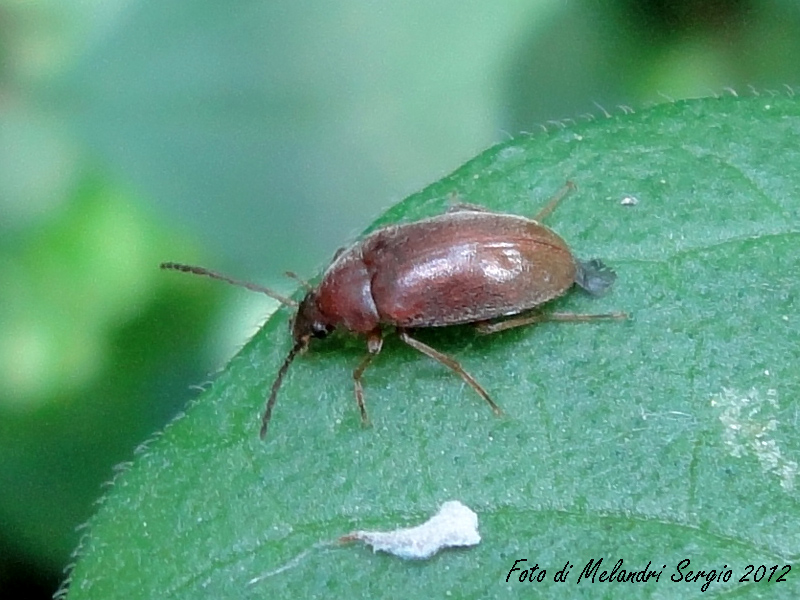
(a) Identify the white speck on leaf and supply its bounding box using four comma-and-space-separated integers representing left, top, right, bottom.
341, 500, 480, 560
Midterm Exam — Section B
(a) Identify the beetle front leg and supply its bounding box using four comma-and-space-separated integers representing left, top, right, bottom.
353, 328, 383, 426
397, 329, 503, 416
475, 310, 627, 334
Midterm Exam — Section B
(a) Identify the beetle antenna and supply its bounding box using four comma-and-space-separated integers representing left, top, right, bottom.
260, 338, 306, 439
160, 262, 298, 307
284, 271, 314, 292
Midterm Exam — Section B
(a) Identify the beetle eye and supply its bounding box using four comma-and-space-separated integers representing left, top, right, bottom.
311, 322, 332, 338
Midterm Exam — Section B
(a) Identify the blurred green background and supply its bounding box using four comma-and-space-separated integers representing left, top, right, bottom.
1, 0, 799, 596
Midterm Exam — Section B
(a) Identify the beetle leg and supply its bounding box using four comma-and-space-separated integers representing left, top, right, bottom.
446, 202, 491, 214
532, 181, 576, 222
284, 271, 314, 291
397, 329, 503, 416
475, 310, 627, 335
444, 189, 493, 213
353, 328, 384, 426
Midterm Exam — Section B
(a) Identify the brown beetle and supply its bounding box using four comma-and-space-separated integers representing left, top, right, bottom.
162, 182, 625, 438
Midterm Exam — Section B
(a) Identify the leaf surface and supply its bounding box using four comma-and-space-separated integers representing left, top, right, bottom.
66, 95, 800, 599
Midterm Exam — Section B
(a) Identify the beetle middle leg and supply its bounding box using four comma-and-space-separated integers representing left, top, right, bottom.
353, 328, 383, 425
475, 310, 627, 335
397, 329, 503, 415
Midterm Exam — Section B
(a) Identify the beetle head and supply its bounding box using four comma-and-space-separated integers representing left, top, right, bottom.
292, 291, 335, 343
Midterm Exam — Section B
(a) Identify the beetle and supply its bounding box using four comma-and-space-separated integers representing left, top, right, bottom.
162, 182, 626, 438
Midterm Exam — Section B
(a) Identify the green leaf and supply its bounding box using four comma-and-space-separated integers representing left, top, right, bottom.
64, 95, 800, 599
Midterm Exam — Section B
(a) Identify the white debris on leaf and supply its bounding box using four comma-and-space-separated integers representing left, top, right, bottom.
341, 501, 480, 560
711, 387, 797, 491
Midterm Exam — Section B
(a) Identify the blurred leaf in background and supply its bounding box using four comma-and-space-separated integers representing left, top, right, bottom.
0, 171, 224, 592
0, 0, 799, 597
505, 0, 800, 127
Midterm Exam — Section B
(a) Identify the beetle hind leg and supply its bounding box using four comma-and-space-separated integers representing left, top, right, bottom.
353, 329, 383, 426
397, 329, 502, 416
475, 310, 627, 335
